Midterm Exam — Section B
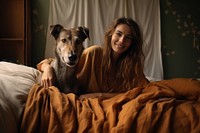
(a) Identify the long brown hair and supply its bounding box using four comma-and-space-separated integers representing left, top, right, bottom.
102, 17, 145, 90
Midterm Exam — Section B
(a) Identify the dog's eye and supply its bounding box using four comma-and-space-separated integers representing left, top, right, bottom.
61, 39, 67, 43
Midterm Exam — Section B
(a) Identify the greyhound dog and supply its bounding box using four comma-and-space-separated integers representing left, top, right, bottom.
50, 24, 89, 95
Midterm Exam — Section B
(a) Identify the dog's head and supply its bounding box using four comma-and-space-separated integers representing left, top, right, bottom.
50, 24, 89, 67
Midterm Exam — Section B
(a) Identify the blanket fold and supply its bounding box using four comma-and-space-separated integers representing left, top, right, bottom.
20, 78, 200, 133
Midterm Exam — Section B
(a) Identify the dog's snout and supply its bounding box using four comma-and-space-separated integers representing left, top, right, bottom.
68, 54, 77, 62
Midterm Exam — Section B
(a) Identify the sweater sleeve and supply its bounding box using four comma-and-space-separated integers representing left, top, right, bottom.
77, 45, 103, 93
36, 58, 54, 72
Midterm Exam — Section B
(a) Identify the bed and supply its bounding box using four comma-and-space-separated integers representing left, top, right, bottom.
0, 61, 200, 133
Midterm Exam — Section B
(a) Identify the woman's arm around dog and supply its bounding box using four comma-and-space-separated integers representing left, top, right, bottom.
37, 58, 56, 88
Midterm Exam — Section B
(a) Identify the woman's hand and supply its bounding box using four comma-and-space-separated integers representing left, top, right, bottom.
41, 65, 56, 88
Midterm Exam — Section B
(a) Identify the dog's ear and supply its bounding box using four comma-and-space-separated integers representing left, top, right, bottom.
78, 26, 90, 41
50, 24, 64, 39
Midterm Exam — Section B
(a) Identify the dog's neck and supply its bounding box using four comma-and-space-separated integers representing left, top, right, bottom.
53, 58, 77, 78
52, 58, 78, 93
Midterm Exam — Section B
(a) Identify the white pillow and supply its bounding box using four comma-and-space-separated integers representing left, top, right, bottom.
0, 62, 41, 133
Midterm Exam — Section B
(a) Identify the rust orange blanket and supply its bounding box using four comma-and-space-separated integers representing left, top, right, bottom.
20, 78, 200, 133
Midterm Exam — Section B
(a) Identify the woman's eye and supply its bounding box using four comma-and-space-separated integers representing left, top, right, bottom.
61, 39, 67, 43
115, 32, 122, 36
125, 36, 133, 41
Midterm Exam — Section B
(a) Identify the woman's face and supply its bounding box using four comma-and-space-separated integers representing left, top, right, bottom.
111, 24, 133, 59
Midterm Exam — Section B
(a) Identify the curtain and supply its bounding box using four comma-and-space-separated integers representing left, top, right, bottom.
45, 0, 163, 81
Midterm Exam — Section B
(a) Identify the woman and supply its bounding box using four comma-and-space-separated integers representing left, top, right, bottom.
37, 17, 149, 98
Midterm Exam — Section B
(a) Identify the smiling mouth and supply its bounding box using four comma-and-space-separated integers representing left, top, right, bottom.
115, 44, 124, 49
